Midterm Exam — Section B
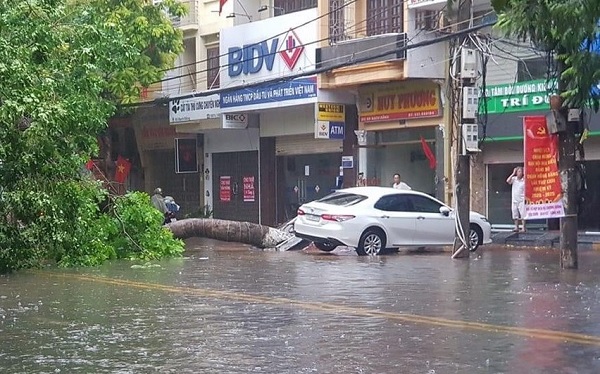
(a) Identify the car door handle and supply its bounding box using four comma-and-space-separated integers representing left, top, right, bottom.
381, 215, 390, 219
417, 216, 425, 220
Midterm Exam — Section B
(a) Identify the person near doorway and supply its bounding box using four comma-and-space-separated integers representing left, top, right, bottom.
392, 173, 411, 190
506, 167, 526, 232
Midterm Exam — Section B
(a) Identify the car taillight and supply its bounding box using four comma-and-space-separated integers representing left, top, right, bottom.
321, 214, 355, 222
297, 209, 305, 215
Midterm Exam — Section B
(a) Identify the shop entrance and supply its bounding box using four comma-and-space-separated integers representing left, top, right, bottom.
277, 153, 341, 222
212, 151, 259, 223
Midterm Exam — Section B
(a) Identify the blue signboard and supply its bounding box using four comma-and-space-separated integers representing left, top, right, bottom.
221, 77, 317, 109
329, 122, 345, 139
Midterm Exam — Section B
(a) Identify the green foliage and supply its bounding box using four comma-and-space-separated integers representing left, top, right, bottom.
492, 0, 600, 110
108, 191, 184, 261
0, 0, 184, 272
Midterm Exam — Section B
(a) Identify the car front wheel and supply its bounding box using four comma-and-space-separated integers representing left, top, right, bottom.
356, 229, 386, 256
469, 224, 483, 252
314, 242, 337, 252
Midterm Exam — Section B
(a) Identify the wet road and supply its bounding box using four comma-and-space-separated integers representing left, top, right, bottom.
2, 240, 600, 373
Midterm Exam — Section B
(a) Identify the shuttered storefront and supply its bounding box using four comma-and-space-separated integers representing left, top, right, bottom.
275, 134, 342, 156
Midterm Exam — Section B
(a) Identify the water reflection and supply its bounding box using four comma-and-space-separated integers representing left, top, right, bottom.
1, 241, 600, 373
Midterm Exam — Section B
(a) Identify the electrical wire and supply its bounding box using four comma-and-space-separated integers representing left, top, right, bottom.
156, 4, 490, 87
121, 19, 497, 110
160, 1, 446, 74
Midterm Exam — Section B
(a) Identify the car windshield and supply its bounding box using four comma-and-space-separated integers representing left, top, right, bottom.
316, 192, 367, 206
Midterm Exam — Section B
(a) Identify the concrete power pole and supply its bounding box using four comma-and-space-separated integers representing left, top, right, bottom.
554, 57, 579, 269
451, 0, 475, 258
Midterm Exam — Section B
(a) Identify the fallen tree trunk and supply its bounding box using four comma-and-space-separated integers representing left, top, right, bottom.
166, 218, 295, 249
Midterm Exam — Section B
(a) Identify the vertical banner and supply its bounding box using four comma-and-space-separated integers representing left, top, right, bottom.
243, 176, 255, 202
523, 116, 564, 219
175, 138, 198, 173
219, 176, 231, 202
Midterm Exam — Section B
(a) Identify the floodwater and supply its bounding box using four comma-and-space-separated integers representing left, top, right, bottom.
2, 240, 600, 373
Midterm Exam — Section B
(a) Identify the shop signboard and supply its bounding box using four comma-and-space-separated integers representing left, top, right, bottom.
243, 176, 255, 202
316, 103, 345, 122
480, 79, 554, 115
314, 121, 345, 140
220, 9, 317, 83
220, 77, 317, 110
219, 176, 231, 202
358, 81, 442, 123
169, 94, 220, 124
523, 116, 564, 219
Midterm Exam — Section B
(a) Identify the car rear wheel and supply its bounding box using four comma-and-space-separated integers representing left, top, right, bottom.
356, 228, 386, 256
314, 242, 337, 252
469, 224, 483, 252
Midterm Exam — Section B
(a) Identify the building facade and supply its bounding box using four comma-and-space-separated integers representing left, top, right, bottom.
316, 0, 454, 201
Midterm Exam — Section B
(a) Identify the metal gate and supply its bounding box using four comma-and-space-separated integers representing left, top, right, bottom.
212, 151, 259, 223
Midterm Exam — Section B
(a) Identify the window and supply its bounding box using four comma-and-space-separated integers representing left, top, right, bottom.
207, 46, 220, 89
517, 57, 555, 82
406, 195, 442, 213
366, 0, 404, 36
374, 194, 413, 212
317, 192, 367, 206
274, 0, 317, 16
329, 0, 347, 43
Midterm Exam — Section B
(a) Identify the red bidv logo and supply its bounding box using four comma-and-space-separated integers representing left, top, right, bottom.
279, 29, 304, 70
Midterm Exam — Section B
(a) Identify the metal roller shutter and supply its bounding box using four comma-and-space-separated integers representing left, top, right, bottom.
275, 134, 343, 156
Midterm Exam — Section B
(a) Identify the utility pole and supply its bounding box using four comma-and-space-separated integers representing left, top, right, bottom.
554, 56, 578, 269
451, 0, 475, 258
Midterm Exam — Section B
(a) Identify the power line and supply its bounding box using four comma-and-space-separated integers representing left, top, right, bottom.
159, 1, 360, 73
161, 2, 447, 74
122, 20, 497, 109
155, 8, 491, 87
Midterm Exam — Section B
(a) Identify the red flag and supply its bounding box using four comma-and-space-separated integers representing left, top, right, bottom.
420, 136, 436, 170
85, 159, 95, 170
219, 0, 227, 14
114, 155, 131, 184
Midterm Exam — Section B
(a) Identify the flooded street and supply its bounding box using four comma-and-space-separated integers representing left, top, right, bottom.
2, 240, 600, 373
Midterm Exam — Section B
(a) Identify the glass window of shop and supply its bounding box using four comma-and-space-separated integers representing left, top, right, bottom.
370, 128, 437, 195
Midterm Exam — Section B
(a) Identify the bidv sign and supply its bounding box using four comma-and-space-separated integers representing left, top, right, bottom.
228, 29, 305, 77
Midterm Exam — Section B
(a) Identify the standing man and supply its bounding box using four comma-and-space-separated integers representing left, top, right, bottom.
392, 173, 411, 190
506, 167, 526, 232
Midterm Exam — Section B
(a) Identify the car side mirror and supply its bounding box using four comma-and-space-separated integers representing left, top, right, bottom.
439, 206, 451, 216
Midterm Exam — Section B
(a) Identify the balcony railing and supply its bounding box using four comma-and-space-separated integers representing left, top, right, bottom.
171, 0, 198, 29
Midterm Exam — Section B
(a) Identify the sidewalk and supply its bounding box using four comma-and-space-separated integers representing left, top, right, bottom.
492, 230, 600, 250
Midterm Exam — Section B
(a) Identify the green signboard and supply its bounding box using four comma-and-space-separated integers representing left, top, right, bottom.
479, 79, 556, 114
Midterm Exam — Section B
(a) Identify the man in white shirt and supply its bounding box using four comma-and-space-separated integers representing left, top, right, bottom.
392, 173, 411, 190
506, 167, 526, 232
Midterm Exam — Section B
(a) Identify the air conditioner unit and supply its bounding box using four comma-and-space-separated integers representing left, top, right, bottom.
462, 87, 479, 119
462, 123, 481, 153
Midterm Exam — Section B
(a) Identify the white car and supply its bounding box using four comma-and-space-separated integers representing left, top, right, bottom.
294, 186, 492, 255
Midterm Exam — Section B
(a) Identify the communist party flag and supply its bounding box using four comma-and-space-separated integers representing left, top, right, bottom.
114, 155, 131, 184
85, 159, 95, 170
219, 0, 227, 14
420, 136, 436, 170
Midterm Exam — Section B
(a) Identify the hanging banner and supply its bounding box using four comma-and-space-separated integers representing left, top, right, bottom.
243, 176, 255, 202
219, 176, 231, 202
523, 116, 564, 219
